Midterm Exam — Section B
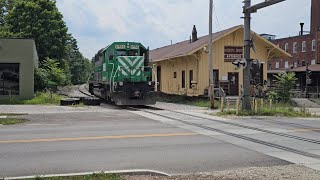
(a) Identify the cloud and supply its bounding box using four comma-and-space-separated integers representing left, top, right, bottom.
56, 0, 312, 58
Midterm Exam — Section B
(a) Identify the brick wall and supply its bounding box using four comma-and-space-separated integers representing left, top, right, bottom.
268, 33, 317, 70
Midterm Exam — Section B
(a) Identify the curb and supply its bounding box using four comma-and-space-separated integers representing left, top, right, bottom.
3, 169, 171, 180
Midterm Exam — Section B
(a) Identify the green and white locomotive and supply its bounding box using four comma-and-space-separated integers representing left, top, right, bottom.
89, 42, 157, 105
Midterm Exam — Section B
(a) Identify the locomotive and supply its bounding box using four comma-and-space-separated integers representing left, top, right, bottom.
89, 42, 157, 105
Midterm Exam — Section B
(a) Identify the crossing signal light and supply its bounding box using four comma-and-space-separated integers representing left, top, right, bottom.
307, 69, 312, 77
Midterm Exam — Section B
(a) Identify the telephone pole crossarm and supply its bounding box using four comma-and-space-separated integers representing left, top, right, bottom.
245, 0, 286, 13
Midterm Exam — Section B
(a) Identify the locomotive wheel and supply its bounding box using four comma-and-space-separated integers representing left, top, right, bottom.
60, 98, 81, 106
82, 97, 102, 106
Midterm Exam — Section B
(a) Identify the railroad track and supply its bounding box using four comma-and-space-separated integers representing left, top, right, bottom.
244, 118, 320, 132
126, 106, 320, 160
77, 84, 95, 97
73, 89, 320, 160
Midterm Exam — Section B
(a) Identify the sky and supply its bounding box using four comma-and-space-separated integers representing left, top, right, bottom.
56, 0, 311, 59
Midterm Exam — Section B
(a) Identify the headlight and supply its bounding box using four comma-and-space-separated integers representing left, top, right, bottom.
119, 82, 124, 86
148, 82, 152, 86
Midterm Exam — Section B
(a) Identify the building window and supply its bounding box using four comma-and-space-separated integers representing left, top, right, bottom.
311, 59, 316, 65
181, 70, 185, 88
189, 70, 193, 89
0, 63, 20, 96
293, 42, 297, 53
302, 41, 306, 52
285, 43, 289, 52
302, 60, 306, 66
294, 62, 298, 68
285, 61, 289, 69
275, 62, 280, 69
173, 72, 177, 78
312, 39, 316, 51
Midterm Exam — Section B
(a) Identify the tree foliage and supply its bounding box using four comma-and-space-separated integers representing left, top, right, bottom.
65, 35, 93, 85
1, 0, 93, 91
6, 0, 68, 62
272, 72, 298, 102
35, 58, 68, 91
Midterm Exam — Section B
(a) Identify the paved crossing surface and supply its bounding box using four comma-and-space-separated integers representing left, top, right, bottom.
0, 104, 320, 178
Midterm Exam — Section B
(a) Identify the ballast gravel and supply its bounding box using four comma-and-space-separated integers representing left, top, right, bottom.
121, 165, 320, 180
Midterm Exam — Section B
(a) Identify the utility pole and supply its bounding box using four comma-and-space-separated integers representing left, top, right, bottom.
242, 0, 252, 110
208, 0, 214, 109
306, 63, 309, 98
242, 0, 286, 110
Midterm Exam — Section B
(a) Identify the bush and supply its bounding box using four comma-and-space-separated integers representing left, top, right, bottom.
0, 92, 62, 105
35, 58, 69, 91
273, 72, 297, 102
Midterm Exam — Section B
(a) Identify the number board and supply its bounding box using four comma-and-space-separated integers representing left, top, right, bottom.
115, 45, 126, 49
115, 44, 140, 50
224, 46, 243, 62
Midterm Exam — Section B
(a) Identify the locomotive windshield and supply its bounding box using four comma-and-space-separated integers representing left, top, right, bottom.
116, 50, 138, 56
117, 50, 127, 56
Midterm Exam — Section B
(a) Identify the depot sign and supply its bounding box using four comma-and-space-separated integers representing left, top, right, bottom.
224, 46, 243, 62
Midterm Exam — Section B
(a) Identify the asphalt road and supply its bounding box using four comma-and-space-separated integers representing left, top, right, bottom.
0, 109, 292, 178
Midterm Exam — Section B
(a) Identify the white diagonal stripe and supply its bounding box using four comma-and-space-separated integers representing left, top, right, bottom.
120, 67, 128, 76
132, 60, 144, 75
118, 60, 131, 76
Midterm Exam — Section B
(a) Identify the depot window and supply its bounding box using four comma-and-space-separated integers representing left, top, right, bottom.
189, 70, 193, 89
182, 71, 186, 88
0, 63, 19, 95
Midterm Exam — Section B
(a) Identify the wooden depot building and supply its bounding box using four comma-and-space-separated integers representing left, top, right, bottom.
150, 25, 291, 97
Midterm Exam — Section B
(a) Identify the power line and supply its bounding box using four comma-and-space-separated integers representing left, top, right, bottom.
212, 0, 224, 36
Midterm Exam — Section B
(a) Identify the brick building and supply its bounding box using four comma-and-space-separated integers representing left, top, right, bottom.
267, 0, 320, 96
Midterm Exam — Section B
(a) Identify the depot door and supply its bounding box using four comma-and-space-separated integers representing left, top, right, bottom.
228, 72, 239, 96
157, 66, 161, 91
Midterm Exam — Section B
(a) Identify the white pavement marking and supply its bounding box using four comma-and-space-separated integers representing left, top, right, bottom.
4, 169, 171, 180
0, 116, 7, 118
132, 110, 320, 171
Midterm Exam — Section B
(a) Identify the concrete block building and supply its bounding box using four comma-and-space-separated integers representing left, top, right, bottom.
0, 38, 38, 100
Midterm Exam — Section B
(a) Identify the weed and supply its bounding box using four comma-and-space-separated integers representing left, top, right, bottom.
0, 92, 63, 105
0, 118, 27, 125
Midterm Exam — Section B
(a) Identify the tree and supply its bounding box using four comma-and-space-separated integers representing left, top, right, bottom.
6, 0, 68, 62
65, 35, 93, 85
273, 72, 297, 102
35, 58, 68, 91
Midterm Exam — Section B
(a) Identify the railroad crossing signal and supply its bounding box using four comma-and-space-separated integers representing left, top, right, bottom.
307, 69, 312, 77
232, 59, 247, 70
307, 78, 312, 85
250, 33, 257, 53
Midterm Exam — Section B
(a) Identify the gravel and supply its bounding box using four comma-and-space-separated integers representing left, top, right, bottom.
121, 165, 320, 180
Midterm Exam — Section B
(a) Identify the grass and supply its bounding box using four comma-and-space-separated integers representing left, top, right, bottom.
157, 93, 219, 108
0, 92, 63, 105
217, 101, 314, 117
0, 118, 27, 125
0, 113, 27, 116
32, 173, 121, 180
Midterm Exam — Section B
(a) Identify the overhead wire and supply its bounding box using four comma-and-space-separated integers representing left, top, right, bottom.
212, 0, 225, 36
